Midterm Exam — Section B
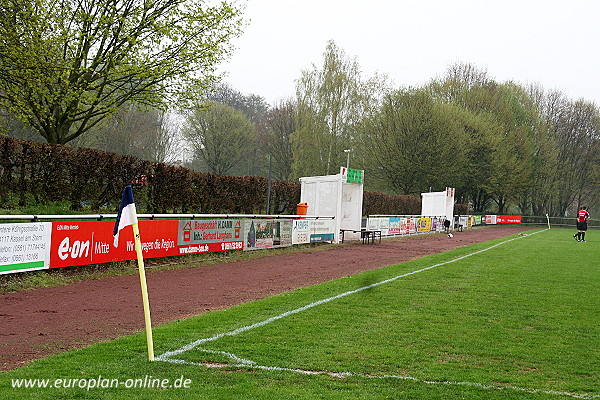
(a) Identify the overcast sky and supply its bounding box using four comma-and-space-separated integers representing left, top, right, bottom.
219, 0, 600, 106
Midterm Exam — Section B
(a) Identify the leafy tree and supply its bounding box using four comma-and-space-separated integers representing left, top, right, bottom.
550, 98, 599, 215
361, 88, 468, 196
183, 101, 256, 175
479, 84, 536, 214
203, 83, 271, 176
205, 82, 269, 124
445, 107, 496, 212
293, 40, 385, 178
0, 0, 244, 144
429, 64, 539, 213
524, 86, 600, 215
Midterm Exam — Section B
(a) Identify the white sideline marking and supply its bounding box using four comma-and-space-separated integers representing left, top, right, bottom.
156, 229, 598, 398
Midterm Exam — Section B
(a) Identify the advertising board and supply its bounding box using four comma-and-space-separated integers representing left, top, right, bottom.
366, 217, 391, 235
496, 215, 522, 224
244, 219, 293, 250
292, 219, 310, 245
484, 215, 497, 224
388, 217, 401, 235
400, 218, 417, 234
2, 217, 333, 274
0, 223, 51, 275
50, 219, 245, 269
309, 219, 336, 243
417, 218, 432, 233
178, 219, 244, 252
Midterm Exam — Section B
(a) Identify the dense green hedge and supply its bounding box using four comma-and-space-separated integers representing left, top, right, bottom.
362, 191, 421, 216
0, 137, 429, 215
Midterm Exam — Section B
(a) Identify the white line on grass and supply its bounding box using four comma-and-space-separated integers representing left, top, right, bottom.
161, 357, 599, 399
156, 229, 598, 399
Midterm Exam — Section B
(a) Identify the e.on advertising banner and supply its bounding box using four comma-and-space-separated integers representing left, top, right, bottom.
50, 219, 245, 269
496, 215, 522, 224
51, 220, 178, 268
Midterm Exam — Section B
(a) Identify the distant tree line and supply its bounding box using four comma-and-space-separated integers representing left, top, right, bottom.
182, 44, 599, 217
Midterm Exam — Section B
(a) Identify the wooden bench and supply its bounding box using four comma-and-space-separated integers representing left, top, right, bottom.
340, 229, 382, 244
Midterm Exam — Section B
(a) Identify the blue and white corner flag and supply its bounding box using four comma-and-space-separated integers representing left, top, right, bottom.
112, 185, 155, 361
113, 185, 138, 247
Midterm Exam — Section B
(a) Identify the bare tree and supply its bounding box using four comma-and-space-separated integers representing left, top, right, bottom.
261, 99, 296, 180
184, 102, 256, 175
72, 104, 179, 163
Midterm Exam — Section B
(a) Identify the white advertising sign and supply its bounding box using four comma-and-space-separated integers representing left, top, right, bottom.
309, 219, 336, 243
0, 223, 52, 275
292, 220, 310, 245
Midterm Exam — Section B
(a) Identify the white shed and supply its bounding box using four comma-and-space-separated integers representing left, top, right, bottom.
299, 168, 364, 243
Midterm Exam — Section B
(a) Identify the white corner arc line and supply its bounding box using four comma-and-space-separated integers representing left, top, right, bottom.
160, 357, 599, 399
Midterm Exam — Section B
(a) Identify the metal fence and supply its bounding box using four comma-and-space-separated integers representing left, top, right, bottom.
0, 213, 334, 222
521, 215, 599, 229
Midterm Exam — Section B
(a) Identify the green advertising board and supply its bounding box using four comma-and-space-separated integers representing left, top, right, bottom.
345, 168, 364, 184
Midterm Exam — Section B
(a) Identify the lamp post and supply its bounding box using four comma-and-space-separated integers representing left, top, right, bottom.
343, 149, 351, 169
265, 154, 272, 214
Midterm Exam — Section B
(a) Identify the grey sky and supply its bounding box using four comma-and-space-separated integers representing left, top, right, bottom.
219, 0, 600, 106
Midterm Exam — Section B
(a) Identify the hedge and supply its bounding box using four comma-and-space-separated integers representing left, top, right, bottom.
0, 137, 444, 216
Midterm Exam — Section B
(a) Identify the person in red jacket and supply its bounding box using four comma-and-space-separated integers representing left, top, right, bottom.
574, 206, 590, 242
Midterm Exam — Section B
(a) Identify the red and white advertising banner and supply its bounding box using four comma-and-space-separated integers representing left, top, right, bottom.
496, 215, 522, 224
178, 219, 244, 253
399, 218, 417, 234
483, 215, 497, 224
483, 215, 522, 224
50, 219, 245, 269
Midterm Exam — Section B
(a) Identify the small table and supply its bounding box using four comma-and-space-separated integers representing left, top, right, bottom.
340, 229, 382, 244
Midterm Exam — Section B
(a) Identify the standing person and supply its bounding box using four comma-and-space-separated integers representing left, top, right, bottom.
574, 206, 590, 242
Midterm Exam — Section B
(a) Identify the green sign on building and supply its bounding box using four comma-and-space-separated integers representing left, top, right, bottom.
345, 168, 364, 184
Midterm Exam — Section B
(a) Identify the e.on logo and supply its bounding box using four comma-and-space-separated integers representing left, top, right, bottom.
57, 237, 90, 260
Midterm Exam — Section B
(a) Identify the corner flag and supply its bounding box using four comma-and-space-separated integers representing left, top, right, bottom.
113, 185, 155, 361
113, 185, 138, 247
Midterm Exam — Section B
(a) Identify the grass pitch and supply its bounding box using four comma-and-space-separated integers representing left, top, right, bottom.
1, 228, 598, 399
